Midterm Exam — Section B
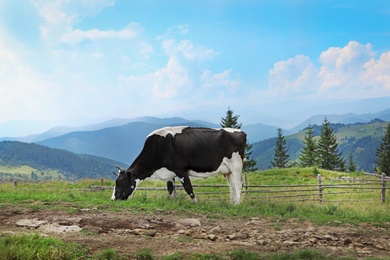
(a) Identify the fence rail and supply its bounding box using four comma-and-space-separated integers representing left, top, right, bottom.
89, 173, 389, 203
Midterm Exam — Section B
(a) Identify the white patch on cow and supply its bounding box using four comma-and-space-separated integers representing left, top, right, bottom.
150, 167, 176, 181
111, 187, 116, 200
128, 179, 142, 199
147, 126, 187, 138
220, 127, 242, 133
188, 151, 243, 205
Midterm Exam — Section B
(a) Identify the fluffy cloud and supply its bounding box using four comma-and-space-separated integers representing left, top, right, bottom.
268, 41, 390, 99
162, 39, 219, 61
268, 55, 317, 97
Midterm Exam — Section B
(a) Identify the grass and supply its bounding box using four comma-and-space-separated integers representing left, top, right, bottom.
0, 234, 87, 260
1, 234, 388, 260
0, 167, 389, 224
0, 165, 64, 180
0, 168, 389, 259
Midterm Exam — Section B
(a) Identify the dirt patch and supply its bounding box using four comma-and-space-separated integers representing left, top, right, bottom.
1, 206, 389, 259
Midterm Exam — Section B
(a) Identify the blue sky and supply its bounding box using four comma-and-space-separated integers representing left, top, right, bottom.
1, 0, 390, 128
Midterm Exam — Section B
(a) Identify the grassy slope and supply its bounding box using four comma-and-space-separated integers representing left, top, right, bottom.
0, 165, 65, 180
288, 121, 387, 143
1, 168, 389, 225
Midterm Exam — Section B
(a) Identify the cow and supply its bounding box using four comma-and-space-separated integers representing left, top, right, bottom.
111, 126, 247, 205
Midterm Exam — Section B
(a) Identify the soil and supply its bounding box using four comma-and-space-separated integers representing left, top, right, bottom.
1, 206, 389, 259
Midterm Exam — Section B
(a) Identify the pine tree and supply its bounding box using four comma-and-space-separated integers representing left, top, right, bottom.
317, 118, 345, 171
347, 153, 357, 173
298, 124, 317, 167
271, 128, 289, 168
220, 107, 257, 172
220, 107, 242, 129
375, 123, 390, 176
243, 143, 257, 172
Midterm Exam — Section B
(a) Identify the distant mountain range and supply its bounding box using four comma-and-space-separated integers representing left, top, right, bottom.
290, 108, 390, 133
0, 107, 389, 179
1, 96, 390, 138
252, 120, 388, 172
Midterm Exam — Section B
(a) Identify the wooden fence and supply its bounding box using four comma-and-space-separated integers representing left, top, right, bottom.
92, 173, 389, 203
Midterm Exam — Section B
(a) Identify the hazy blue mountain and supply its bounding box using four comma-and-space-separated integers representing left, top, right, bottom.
242, 123, 282, 143
38, 121, 211, 164
290, 108, 390, 133
0, 141, 126, 180
1, 116, 219, 143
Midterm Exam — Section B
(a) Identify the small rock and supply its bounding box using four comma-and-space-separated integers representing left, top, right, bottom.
210, 226, 221, 233
207, 234, 217, 241
131, 229, 156, 237
308, 238, 318, 244
39, 223, 82, 233
283, 240, 300, 246
227, 234, 237, 240
178, 229, 190, 236
375, 244, 385, 250
16, 219, 47, 229
177, 218, 201, 227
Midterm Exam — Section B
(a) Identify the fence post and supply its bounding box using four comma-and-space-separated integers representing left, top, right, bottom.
381, 173, 386, 203
101, 178, 105, 187
317, 174, 323, 203
244, 171, 248, 199
13, 180, 18, 187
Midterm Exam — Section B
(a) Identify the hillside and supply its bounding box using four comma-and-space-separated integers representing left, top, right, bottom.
0, 141, 126, 181
37, 121, 218, 164
251, 120, 389, 171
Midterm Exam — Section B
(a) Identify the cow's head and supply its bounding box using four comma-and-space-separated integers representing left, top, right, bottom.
111, 166, 140, 200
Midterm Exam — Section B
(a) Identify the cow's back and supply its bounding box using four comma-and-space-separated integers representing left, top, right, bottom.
172, 128, 246, 172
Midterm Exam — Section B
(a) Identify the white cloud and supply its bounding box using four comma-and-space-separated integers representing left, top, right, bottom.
61, 23, 140, 45
267, 41, 390, 100
162, 39, 219, 61
362, 51, 390, 91
268, 55, 317, 97
201, 70, 239, 94
318, 41, 375, 94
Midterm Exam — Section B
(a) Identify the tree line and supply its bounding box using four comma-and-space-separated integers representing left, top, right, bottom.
271, 118, 390, 176
221, 108, 390, 176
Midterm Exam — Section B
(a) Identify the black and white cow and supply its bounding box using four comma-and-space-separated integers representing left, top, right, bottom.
111, 126, 247, 204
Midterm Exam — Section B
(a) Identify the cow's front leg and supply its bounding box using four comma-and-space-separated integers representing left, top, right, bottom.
179, 176, 197, 202
167, 178, 176, 198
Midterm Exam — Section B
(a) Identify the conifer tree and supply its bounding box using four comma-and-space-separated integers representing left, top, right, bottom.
243, 143, 258, 172
220, 107, 242, 129
375, 123, 390, 176
346, 153, 357, 173
271, 128, 289, 168
220, 107, 257, 172
317, 118, 345, 171
298, 124, 317, 167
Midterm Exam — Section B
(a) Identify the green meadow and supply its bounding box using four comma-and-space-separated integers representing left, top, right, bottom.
1, 167, 389, 259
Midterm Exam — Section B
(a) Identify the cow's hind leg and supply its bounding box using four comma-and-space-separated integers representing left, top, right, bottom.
167, 178, 176, 198
226, 152, 244, 205
179, 175, 197, 202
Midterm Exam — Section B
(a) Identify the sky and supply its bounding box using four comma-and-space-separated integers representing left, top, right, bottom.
1, 0, 390, 130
